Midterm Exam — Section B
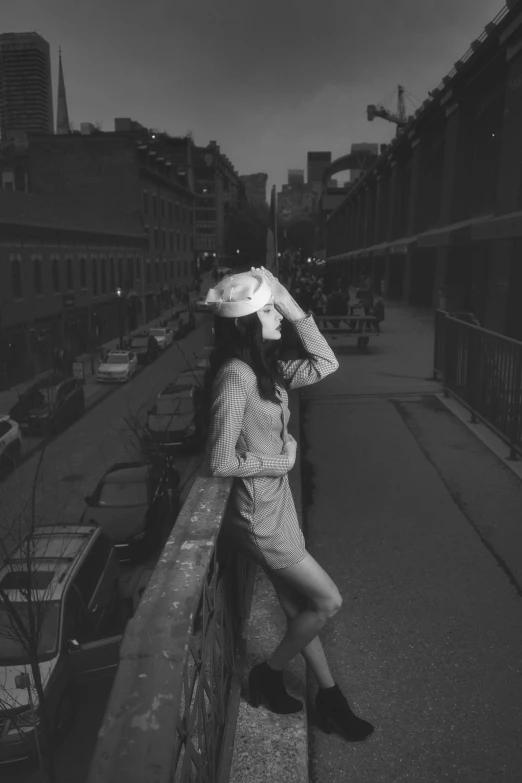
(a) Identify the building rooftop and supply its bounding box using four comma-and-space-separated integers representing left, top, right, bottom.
0, 188, 144, 239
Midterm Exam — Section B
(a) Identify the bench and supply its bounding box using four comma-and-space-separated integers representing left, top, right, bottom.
315, 314, 379, 352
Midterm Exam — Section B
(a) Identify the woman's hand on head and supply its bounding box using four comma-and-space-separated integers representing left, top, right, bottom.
251, 266, 290, 308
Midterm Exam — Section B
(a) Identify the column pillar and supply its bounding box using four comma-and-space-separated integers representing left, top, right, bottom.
484, 32, 522, 334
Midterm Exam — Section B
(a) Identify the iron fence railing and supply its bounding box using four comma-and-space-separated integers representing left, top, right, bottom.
434, 310, 522, 460
87, 475, 255, 783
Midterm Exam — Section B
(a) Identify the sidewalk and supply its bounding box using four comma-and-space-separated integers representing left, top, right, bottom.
302, 302, 522, 782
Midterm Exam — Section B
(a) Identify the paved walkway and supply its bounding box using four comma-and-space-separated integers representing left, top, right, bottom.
303, 302, 522, 783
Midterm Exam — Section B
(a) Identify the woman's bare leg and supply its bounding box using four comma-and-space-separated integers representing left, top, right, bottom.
262, 553, 342, 675
265, 569, 335, 688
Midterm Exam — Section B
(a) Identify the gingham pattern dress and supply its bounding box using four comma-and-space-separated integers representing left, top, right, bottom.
206, 314, 339, 570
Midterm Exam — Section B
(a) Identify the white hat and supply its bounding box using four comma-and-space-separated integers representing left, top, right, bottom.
204, 271, 272, 317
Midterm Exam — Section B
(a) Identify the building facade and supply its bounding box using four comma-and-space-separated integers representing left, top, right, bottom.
0, 190, 146, 385
287, 169, 305, 187
0, 125, 196, 322
307, 151, 331, 186
324, 1, 522, 341
0, 32, 53, 140
239, 172, 268, 210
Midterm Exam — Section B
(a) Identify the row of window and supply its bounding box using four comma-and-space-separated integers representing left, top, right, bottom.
146, 226, 193, 253
142, 191, 193, 225
9, 254, 193, 300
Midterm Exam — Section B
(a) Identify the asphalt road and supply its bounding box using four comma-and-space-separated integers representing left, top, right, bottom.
0, 313, 213, 782
0, 314, 213, 554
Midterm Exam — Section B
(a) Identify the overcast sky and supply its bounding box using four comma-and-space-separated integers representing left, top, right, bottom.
4, 0, 506, 192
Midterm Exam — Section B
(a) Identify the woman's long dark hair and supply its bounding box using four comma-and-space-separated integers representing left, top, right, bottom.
202, 311, 286, 429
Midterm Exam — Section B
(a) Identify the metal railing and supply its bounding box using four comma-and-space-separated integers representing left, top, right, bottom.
87, 474, 255, 783
434, 310, 522, 460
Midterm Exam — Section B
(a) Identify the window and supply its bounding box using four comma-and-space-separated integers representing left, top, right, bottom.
163, 260, 167, 281
175, 202, 180, 222
184, 260, 188, 276
66, 258, 73, 290
127, 257, 134, 287
92, 257, 98, 295
110, 257, 115, 291
182, 206, 186, 224
176, 232, 181, 251
170, 259, 174, 278
169, 230, 174, 251
63, 586, 87, 645
152, 194, 157, 217
190, 234, 194, 251
143, 191, 149, 215
183, 234, 187, 252
155, 260, 160, 282
177, 260, 181, 277
162, 230, 167, 250
154, 228, 159, 249
80, 256, 87, 288
33, 256, 42, 295
11, 255, 22, 298
161, 197, 166, 219
146, 260, 152, 284
52, 257, 60, 293
118, 257, 123, 288
136, 257, 142, 281
100, 258, 107, 293
168, 200, 173, 221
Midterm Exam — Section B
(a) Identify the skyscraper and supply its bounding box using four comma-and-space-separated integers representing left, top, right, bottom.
307, 151, 331, 185
0, 32, 54, 140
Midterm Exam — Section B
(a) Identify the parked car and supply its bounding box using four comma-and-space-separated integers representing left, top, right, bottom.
148, 327, 173, 351
0, 415, 22, 467
81, 462, 179, 561
0, 524, 132, 764
96, 350, 138, 383
146, 383, 204, 450
128, 334, 159, 365
9, 376, 85, 436
175, 310, 196, 339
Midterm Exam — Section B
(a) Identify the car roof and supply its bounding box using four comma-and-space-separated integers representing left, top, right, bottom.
159, 381, 195, 396
105, 464, 149, 483
0, 525, 99, 603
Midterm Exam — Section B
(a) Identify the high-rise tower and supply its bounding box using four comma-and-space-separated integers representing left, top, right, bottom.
56, 48, 70, 135
0, 32, 54, 140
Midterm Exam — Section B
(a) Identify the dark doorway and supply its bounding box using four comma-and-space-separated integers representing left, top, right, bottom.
410, 250, 437, 307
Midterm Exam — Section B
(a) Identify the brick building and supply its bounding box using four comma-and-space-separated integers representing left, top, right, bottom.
0, 189, 146, 385
0, 122, 196, 321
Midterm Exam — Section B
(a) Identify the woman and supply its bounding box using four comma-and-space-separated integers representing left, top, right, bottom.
204, 267, 374, 741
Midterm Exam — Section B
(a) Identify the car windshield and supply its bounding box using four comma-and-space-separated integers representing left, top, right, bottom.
99, 480, 148, 507
149, 329, 165, 337
0, 601, 61, 664
106, 355, 128, 365
154, 397, 193, 416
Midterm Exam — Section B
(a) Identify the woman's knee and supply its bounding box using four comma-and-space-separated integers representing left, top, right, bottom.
317, 587, 343, 620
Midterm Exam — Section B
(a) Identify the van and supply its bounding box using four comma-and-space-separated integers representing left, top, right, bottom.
0, 525, 132, 763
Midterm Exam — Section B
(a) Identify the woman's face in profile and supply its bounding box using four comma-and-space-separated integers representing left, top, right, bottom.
257, 299, 283, 341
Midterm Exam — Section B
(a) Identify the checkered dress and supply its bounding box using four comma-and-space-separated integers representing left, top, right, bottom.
206, 314, 339, 570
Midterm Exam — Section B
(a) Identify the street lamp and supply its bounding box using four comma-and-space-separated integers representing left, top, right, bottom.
116, 287, 124, 349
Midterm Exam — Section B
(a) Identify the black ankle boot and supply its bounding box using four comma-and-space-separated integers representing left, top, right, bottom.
249, 661, 302, 715
315, 684, 374, 740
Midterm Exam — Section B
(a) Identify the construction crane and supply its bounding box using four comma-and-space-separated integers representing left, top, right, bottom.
367, 85, 412, 134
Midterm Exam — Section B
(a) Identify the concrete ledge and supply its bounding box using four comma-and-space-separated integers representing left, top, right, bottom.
229, 389, 309, 783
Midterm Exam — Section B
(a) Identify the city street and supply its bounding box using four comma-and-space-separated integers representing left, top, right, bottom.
0, 312, 212, 554
0, 312, 212, 783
